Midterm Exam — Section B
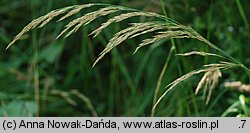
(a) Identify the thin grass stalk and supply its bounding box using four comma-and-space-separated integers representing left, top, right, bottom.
151, 0, 181, 117
151, 46, 174, 117
235, 0, 249, 30
34, 69, 40, 117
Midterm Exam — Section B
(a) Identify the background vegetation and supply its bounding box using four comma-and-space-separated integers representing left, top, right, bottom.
0, 0, 249, 116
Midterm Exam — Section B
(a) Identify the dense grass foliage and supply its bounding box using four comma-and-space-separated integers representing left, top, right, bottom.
0, 0, 250, 116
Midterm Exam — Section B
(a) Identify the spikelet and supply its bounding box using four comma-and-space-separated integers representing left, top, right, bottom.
6, 6, 75, 49
58, 4, 95, 21
225, 81, 250, 93
90, 12, 160, 38
130, 25, 181, 39
57, 6, 123, 39
134, 30, 192, 53
195, 68, 222, 104
176, 51, 225, 59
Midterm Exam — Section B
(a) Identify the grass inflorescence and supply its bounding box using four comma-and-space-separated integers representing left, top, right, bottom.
6, 3, 250, 116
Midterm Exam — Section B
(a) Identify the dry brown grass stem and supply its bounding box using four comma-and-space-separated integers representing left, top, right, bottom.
50, 89, 98, 116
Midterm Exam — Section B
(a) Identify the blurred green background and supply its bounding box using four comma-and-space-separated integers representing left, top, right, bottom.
0, 0, 249, 116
